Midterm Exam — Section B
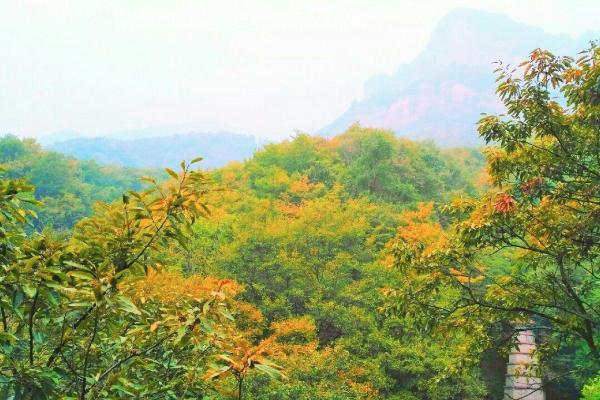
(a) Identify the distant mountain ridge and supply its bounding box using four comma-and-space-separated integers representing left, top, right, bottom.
45, 8, 599, 167
48, 132, 262, 169
320, 8, 598, 146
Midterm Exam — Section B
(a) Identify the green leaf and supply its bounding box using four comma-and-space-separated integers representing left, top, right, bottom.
64, 261, 86, 269
12, 289, 24, 307
190, 157, 204, 164
165, 168, 179, 179
139, 176, 157, 185
67, 270, 95, 281
23, 284, 37, 298
220, 308, 235, 321
255, 363, 284, 379
0, 331, 18, 344
207, 365, 231, 380
69, 301, 93, 308
115, 295, 141, 316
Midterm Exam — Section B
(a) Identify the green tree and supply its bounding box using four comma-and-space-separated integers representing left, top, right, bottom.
386, 43, 600, 395
0, 161, 257, 399
582, 373, 600, 400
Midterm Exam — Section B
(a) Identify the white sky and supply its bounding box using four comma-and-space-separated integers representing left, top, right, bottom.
1, 0, 599, 139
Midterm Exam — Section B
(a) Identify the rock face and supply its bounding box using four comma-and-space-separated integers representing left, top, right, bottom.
504, 329, 545, 400
320, 8, 597, 146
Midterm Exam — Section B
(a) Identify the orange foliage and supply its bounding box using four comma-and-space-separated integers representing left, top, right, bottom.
276, 200, 304, 217
336, 368, 379, 397
449, 267, 484, 284
474, 167, 493, 190
494, 192, 516, 215
270, 317, 318, 357
133, 269, 241, 305
272, 316, 316, 339
396, 203, 447, 256
289, 176, 313, 195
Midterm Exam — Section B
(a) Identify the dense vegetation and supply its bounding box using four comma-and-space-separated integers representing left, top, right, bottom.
0, 136, 155, 229
0, 43, 598, 399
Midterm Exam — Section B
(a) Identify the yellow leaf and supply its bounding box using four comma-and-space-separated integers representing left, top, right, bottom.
150, 321, 161, 332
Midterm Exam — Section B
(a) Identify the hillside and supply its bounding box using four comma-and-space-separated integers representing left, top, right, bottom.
2, 128, 483, 231
0, 135, 154, 229
226, 125, 485, 205
2, 5, 599, 399
157, 125, 492, 398
320, 9, 597, 146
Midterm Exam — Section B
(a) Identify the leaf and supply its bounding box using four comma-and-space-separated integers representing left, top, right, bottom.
33, 331, 45, 344
0, 331, 18, 344
64, 261, 86, 269
190, 157, 204, 164
205, 365, 231, 380
202, 299, 212, 315
150, 321, 161, 332
23, 284, 37, 298
220, 308, 235, 321
139, 176, 157, 185
216, 354, 236, 365
115, 295, 141, 316
255, 363, 285, 379
200, 318, 214, 334
165, 168, 179, 179
67, 270, 95, 281
128, 191, 142, 200
69, 301, 93, 308
173, 326, 188, 344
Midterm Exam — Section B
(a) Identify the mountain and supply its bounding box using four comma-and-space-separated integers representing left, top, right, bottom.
45, 9, 598, 164
37, 130, 86, 146
48, 132, 261, 169
320, 8, 598, 146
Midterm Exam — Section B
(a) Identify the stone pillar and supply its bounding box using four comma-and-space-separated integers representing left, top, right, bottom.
504, 329, 545, 400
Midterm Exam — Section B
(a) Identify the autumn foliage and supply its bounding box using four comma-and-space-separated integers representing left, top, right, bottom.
1, 42, 599, 400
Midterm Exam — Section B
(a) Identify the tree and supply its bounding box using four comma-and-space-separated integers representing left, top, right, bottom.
386, 42, 600, 393
205, 334, 284, 400
0, 135, 28, 163
0, 135, 151, 230
582, 373, 600, 400
0, 160, 255, 399
474, 43, 600, 358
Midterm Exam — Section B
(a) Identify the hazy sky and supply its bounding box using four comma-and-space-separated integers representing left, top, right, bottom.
1, 0, 599, 139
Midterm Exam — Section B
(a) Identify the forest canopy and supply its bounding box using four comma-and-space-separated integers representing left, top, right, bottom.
0, 42, 599, 400
0, 135, 157, 230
